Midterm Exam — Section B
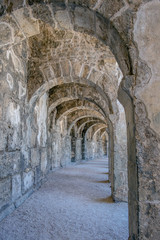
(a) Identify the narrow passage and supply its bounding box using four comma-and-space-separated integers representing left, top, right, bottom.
0, 158, 128, 240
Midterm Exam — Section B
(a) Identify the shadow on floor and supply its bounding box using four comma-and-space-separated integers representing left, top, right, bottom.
94, 196, 114, 204
94, 180, 110, 184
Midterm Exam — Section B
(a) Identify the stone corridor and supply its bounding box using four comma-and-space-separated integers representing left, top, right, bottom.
0, 158, 128, 240
0, 1, 160, 239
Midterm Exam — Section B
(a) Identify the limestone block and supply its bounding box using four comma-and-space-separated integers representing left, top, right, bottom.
75, 138, 82, 161
36, 93, 47, 147
0, 151, 21, 179
134, 1, 160, 135
55, 10, 73, 30
5, 101, 21, 151
34, 166, 41, 185
139, 201, 160, 240
23, 171, 34, 193
31, 4, 55, 26
12, 174, 21, 201
98, 0, 124, 19
73, 7, 95, 34
0, 178, 11, 210
13, 8, 40, 38
41, 148, 48, 173
0, 23, 13, 46
28, 128, 37, 148
0, 129, 6, 151
51, 62, 62, 78
60, 60, 71, 77
0, 100, 2, 120
7, 128, 21, 151
18, 82, 26, 99
31, 148, 40, 168
42, 65, 54, 81
95, 14, 109, 42
72, 61, 82, 77
21, 147, 30, 169
81, 64, 90, 79
88, 69, 102, 83
68, 0, 97, 8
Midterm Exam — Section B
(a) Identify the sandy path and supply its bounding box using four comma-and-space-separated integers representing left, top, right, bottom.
0, 158, 128, 240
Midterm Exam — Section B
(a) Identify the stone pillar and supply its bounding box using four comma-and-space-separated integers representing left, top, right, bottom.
102, 140, 107, 156
60, 135, 71, 167
97, 140, 103, 158
75, 138, 82, 162
113, 100, 128, 202
118, 79, 138, 239
85, 139, 94, 160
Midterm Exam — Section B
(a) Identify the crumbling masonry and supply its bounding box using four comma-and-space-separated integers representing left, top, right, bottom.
0, 1, 160, 239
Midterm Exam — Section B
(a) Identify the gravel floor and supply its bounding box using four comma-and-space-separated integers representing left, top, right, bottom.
0, 157, 129, 240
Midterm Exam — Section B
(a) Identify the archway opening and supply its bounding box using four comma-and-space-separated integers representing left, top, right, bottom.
0, 2, 136, 239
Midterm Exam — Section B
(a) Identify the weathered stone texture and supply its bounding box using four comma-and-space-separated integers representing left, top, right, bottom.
114, 101, 128, 202
12, 174, 21, 201
0, 178, 11, 210
31, 148, 40, 168
0, 1, 159, 239
0, 151, 21, 179
22, 171, 34, 193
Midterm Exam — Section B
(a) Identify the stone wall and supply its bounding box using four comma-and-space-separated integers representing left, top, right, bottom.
114, 100, 128, 202
1, 1, 159, 239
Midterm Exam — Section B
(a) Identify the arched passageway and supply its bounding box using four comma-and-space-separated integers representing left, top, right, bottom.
0, 157, 128, 240
70, 126, 76, 162
0, 1, 160, 240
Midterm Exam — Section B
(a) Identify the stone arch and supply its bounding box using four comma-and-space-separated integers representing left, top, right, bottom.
68, 116, 106, 136
30, 80, 113, 116
85, 124, 107, 140
82, 123, 107, 159
77, 119, 106, 138
92, 126, 107, 140
0, 2, 140, 239
70, 125, 77, 162
54, 99, 105, 123
101, 131, 108, 156
58, 107, 104, 124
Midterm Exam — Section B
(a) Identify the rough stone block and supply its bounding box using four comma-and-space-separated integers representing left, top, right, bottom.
13, 8, 40, 38
28, 128, 37, 148
73, 7, 95, 34
31, 4, 55, 26
88, 69, 102, 83
34, 166, 42, 186
0, 151, 21, 179
0, 129, 6, 151
0, 102, 2, 119
0, 22, 13, 46
31, 148, 40, 168
98, 0, 124, 19
60, 60, 71, 77
68, 0, 97, 8
81, 64, 90, 79
51, 62, 62, 78
55, 10, 73, 30
75, 138, 82, 161
0, 178, 11, 211
12, 174, 21, 201
72, 61, 82, 77
95, 14, 109, 42
23, 171, 34, 193
41, 148, 48, 173
7, 129, 21, 151
21, 147, 30, 170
